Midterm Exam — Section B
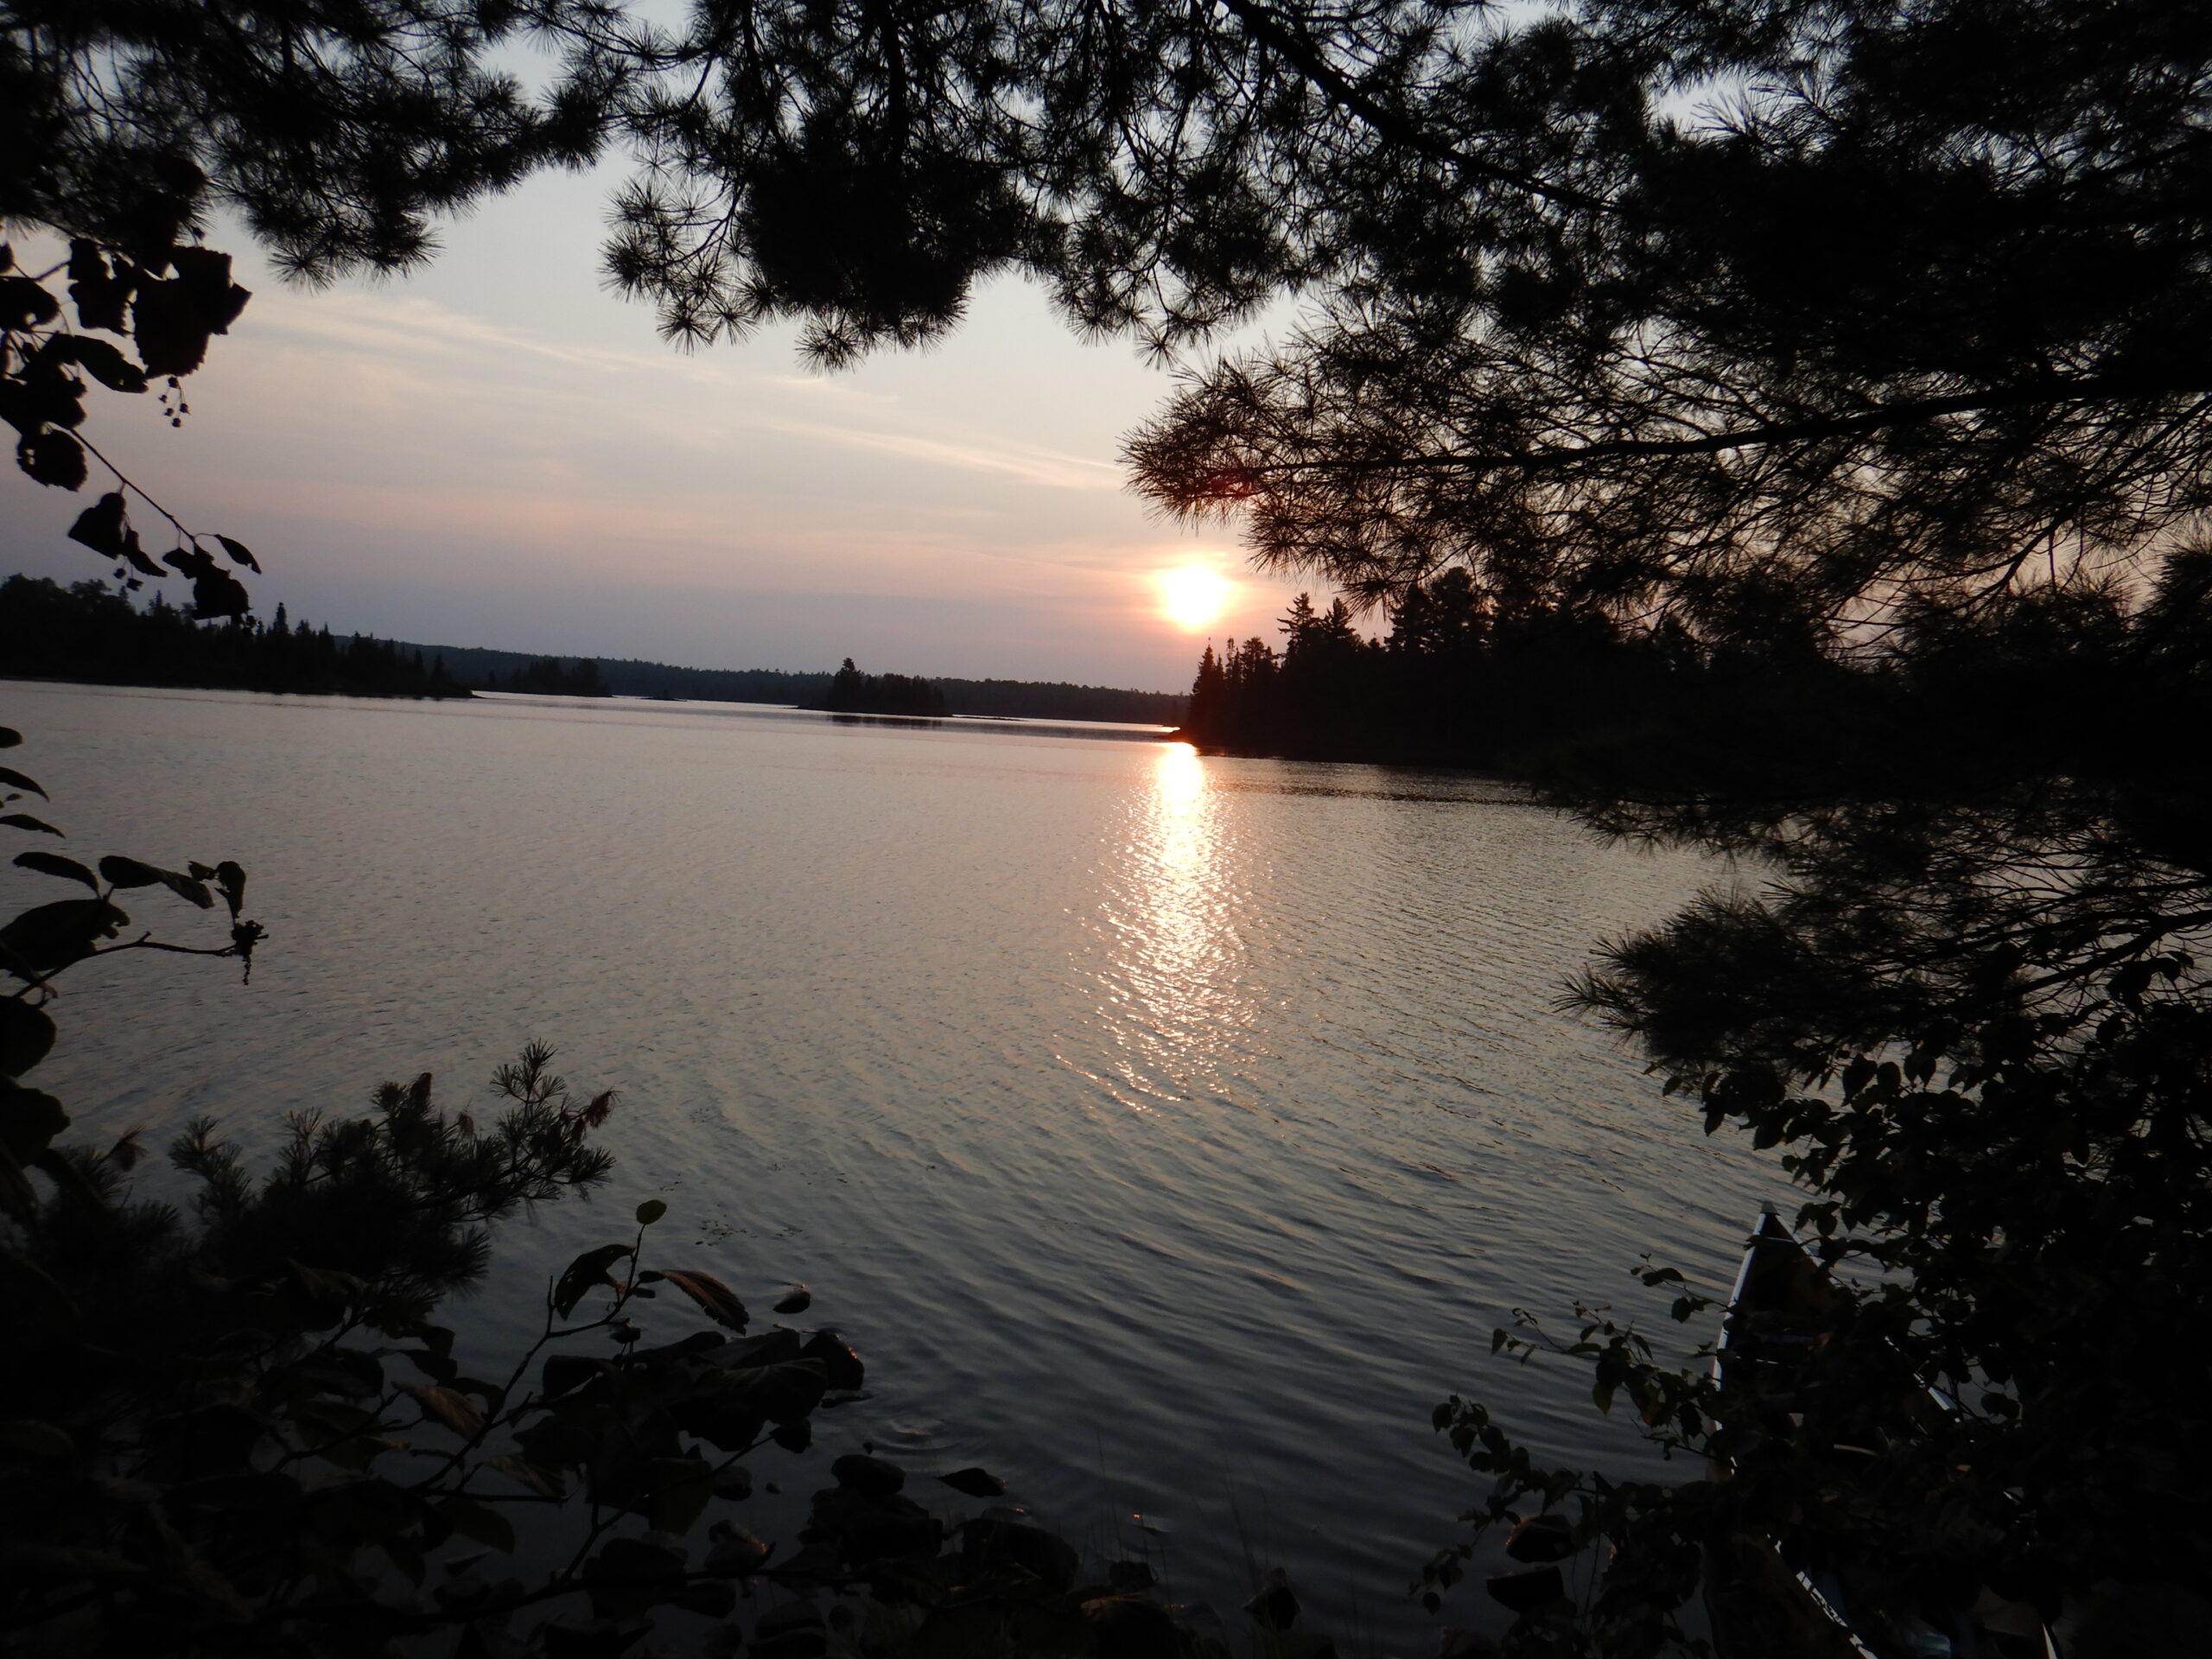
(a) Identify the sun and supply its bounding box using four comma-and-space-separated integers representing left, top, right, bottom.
1158, 566, 1234, 630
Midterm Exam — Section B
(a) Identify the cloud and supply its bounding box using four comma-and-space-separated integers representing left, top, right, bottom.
248, 287, 1122, 492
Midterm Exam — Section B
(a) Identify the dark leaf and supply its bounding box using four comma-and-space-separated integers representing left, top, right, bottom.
0, 815, 62, 835
96, 855, 168, 889
159, 543, 252, 618
553, 1243, 633, 1319
67, 493, 130, 560
634, 1198, 667, 1225
15, 851, 98, 890
653, 1268, 748, 1332
0, 766, 48, 798
214, 861, 246, 919
404, 1384, 486, 1439
17, 429, 86, 490
0, 728, 17, 747
213, 535, 260, 573
541, 1353, 607, 1398
0, 1000, 57, 1077
0, 1077, 70, 1165
169, 248, 251, 333
164, 874, 214, 908
131, 279, 215, 377
68, 241, 130, 334
54, 335, 149, 394
0, 899, 129, 977
0, 276, 60, 331
722, 1358, 827, 1423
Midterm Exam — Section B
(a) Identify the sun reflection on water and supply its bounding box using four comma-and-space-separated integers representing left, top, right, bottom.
1067, 743, 1260, 1114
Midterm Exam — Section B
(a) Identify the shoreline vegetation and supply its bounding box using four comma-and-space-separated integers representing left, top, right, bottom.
1169, 570, 2207, 795
0, 577, 1186, 724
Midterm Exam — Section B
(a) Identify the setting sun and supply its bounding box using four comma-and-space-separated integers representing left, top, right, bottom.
1158, 566, 1234, 630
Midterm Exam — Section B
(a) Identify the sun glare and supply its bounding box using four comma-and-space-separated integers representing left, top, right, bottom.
1159, 567, 1234, 631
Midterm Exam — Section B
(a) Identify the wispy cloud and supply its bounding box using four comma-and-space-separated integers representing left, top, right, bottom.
252, 287, 1124, 492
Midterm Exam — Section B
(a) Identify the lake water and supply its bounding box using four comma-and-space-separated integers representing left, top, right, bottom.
2, 681, 1781, 1649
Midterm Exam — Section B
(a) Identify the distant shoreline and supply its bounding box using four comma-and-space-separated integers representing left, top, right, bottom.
3, 677, 1181, 744
0, 576, 1192, 725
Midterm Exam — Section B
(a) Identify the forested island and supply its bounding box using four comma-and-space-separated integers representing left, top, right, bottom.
811, 656, 947, 716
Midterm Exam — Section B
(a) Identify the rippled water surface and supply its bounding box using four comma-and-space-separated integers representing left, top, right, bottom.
4, 682, 1783, 1648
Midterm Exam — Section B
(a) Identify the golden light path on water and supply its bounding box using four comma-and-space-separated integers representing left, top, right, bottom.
1074, 741, 1267, 1116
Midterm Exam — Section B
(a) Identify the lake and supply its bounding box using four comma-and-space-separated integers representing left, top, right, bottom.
3, 680, 1780, 1649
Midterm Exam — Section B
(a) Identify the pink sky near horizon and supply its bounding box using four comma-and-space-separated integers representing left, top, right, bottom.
1, 167, 1321, 693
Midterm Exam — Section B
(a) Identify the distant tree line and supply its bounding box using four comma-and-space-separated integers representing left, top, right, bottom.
930, 677, 1183, 724
0, 579, 1185, 720
1180, 565, 2212, 798
477, 655, 612, 696
404, 650, 1186, 723
0, 576, 466, 700
813, 657, 947, 717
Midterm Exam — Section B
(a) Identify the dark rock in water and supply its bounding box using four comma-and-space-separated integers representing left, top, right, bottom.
939, 1465, 1007, 1498
775, 1285, 812, 1315
772, 1541, 845, 1581
1503, 1513, 1577, 1564
704, 1522, 769, 1576
710, 1465, 753, 1501
1439, 1629, 1500, 1659
1244, 1568, 1300, 1631
831, 1452, 906, 1497
801, 1329, 865, 1390
961, 1516, 1080, 1592
753, 1601, 828, 1659
1485, 1564, 1567, 1613
849, 1507, 944, 1565
702, 1328, 804, 1370
771, 1418, 812, 1452
1107, 1560, 1158, 1592
1082, 1596, 1185, 1659
806, 1483, 944, 1566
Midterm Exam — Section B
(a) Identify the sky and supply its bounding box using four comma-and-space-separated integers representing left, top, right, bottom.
1, 165, 1317, 693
